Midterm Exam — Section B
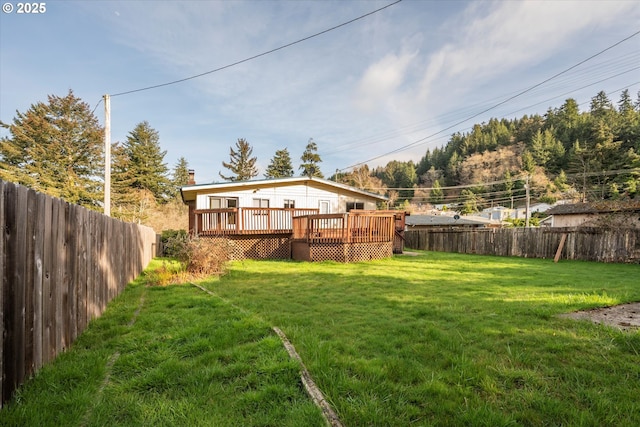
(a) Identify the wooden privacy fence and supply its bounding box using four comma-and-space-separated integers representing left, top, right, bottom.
404, 227, 640, 263
0, 180, 159, 407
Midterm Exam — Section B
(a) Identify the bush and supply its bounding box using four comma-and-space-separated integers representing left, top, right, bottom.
158, 233, 233, 281
181, 237, 232, 277
161, 229, 189, 258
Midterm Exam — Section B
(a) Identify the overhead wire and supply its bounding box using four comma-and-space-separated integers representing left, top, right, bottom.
335, 49, 640, 154
338, 29, 640, 172
108, 1, 402, 98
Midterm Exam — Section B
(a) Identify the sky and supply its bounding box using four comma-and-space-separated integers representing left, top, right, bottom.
1, 0, 639, 184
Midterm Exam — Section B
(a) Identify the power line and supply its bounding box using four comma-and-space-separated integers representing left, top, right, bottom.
339, 29, 640, 172
328, 51, 640, 156
109, 1, 402, 98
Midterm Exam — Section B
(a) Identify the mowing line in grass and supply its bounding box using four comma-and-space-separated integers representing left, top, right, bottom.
191, 281, 342, 427
273, 327, 343, 427
79, 351, 120, 427
81, 290, 146, 426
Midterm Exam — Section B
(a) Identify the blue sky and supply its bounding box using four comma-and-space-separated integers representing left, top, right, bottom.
1, 0, 639, 184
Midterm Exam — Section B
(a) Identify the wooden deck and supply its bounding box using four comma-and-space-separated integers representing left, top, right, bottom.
291, 212, 395, 244
192, 208, 404, 261
194, 207, 319, 236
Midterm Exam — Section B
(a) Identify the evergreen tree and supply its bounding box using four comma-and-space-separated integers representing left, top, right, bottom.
530, 128, 565, 172
220, 138, 258, 181
122, 121, 171, 202
265, 148, 294, 178
0, 90, 103, 208
111, 142, 146, 222
590, 91, 615, 121
170, 157, 190, 199
299, 138, 323, 178
458, 189, 478, 214
616, 89, 640, 152
429, 180, 444, 204
381, 160, 417, 201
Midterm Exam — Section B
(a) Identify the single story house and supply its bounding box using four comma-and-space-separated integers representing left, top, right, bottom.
180, 172, 398, 262
512, 203, 553, 219
181, 172, 389, 232
480, 206, 513, 221
405, 214, 503, 230
544, 202, 640, 228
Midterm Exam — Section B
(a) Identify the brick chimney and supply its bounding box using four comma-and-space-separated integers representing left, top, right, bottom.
188, 169, 195, 185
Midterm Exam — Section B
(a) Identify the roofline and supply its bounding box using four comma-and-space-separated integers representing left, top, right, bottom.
181, 176, 388, 203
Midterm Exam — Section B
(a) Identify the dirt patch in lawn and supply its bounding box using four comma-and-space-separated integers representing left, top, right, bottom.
560, 302, 640, 331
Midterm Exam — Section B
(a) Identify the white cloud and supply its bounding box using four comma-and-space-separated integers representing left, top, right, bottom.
354, 50, 417, 112
418, 0, 638, 102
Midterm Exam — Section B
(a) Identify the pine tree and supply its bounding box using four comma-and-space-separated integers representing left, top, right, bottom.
220, 138, 258, 181
170, 157, 190, 199
0, 90, 103, 208
429, 180, 444, 204
299, 138, 323, 178
122, 121, 171, 202
111, 142, 145, 222
265, 148, 294, 178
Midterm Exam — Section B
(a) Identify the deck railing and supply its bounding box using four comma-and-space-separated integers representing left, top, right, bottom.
194, 207, 319, 235
292, 212, 395, 244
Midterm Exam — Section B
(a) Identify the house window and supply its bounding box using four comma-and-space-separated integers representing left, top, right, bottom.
284, 199, 295, 209
208, 197, 238, 225
319, 200, 330, 214
346, 202, 365, 212
209, 197, 238, 209
209, 197, 221, 209
252, 198, 269, 208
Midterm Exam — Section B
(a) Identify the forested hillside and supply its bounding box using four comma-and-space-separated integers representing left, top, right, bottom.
338, 90, 640, 212
1, 89, 638, 229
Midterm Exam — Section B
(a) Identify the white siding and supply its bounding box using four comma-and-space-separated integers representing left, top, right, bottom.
195, 183, 379, 212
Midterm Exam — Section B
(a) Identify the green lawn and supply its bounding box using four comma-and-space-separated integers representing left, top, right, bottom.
2, 252, 639, 426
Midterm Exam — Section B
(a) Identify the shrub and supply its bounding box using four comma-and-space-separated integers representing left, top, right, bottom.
161, 229, 189, 258
179, 237, 233, 278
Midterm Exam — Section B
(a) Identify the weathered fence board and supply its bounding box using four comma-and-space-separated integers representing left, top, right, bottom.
405, 227, 640, 263
0, 180, 159, 407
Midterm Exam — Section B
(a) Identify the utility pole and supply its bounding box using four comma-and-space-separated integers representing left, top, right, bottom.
525, 175, 530, 227
104, 94, 111, 217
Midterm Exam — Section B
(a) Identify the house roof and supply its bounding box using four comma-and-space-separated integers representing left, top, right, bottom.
546, 202, 640, 216
405, 215, 502, 227
181, 176, 388, 203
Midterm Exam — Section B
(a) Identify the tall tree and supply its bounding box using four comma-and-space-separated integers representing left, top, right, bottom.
122, 121, 171, 202
378, 160, 417, 202
429, 180, 444, 204
529, 128, 565, 172
220, 138, 258, 181
0, 90, 103, 208
265, 148, 294, 178
299, 138, 323, 178
170, 157, 190, 199
110, 142, 150, 223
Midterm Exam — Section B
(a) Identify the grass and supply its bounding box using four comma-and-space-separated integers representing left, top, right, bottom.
0, 259, 325, 427
204, 252, 640, 426
2, 252, 640, 426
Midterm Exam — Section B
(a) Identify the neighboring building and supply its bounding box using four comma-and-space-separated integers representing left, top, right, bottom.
405, 214, 503, 230
512, 203, 553, 220
544, 202, 640, 228
480, 206, 513, 221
